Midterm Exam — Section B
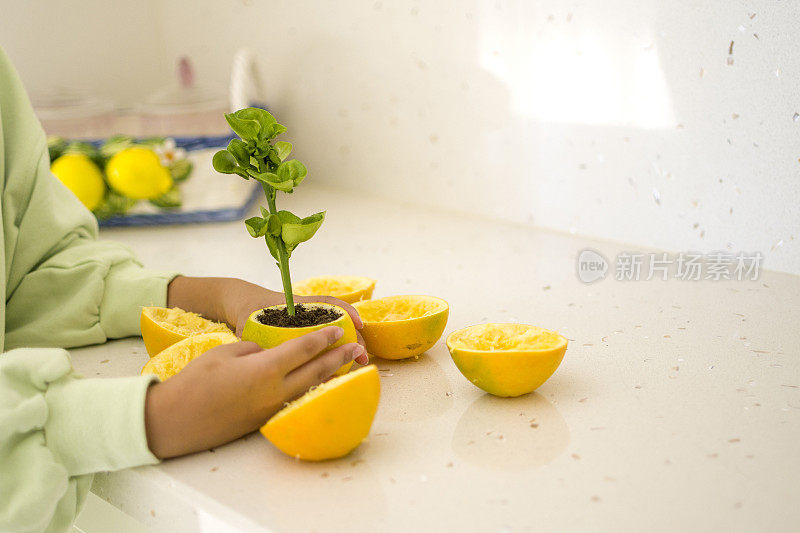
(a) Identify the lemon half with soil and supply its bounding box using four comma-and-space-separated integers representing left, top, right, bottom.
447, 323, 568, 397
50, 154, 107, 210
106, 147, 172, 199
261, 364, 380, 461
353, 295, 449, 359
293, 276, 376, 304
242, 303, 357, 376
141, 331, 239, 381
141, 307, 234, 357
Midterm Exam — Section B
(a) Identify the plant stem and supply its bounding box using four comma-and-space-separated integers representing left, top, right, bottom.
261, 183, 295, 316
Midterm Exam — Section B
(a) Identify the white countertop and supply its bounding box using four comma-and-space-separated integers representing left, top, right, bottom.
72, 184, 800, 532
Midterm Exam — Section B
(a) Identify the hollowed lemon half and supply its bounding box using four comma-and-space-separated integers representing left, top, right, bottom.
293, 276, 376, 304
141, 331, 239, 381
241, 303, 357, 376
447, 323, 567, 397
261, 364, 380, 461
353, 295, 449, 359
140, 306, 234, 357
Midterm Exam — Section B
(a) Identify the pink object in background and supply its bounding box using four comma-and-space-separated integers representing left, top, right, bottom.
136, 56, 228, 137
32, 56, 229, 139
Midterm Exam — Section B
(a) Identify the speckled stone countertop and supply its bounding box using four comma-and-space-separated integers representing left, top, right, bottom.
71, 184, 800, 532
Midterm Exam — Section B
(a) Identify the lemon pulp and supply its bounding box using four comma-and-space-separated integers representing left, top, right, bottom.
141, 331, 239, 381
293, 276, 376, 304
140, 306, 233, 357
447, 323, 565, 351
145, 307, 232, 337
354, 295, 446, 322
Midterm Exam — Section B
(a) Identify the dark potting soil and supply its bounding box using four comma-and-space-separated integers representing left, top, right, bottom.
256, 304, 342, 328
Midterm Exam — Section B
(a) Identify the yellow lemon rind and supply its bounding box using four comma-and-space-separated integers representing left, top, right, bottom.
260, 364, 380, 461
242, 302, 357, 376
140, 306, 233, 358
353, 295, 449, 360
446, 323, 568, 397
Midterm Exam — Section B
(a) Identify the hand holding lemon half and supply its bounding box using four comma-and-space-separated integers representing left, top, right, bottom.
140, 306, 378, 461
138, 282, 568, 462
242, 302, 358, 376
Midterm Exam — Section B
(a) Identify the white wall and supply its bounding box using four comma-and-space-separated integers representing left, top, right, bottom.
2, 0, 798, 273
0, 1, 169, 105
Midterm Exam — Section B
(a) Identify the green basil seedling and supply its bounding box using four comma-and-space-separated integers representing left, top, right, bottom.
213, 107, 322, 316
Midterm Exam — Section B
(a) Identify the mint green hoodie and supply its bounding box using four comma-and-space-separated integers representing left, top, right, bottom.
0, 48, 176, 532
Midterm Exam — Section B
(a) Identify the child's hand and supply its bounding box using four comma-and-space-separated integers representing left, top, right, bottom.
167, 276, 368, 364
144, 326, 364, 459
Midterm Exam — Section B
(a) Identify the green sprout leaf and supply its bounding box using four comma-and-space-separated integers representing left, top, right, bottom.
215, 106, 318, 317
236, 108, 276, 132
248, 169, 294, 191
225, 113, 260, 140
276, 210, 301, 224
267, 149, 281, 165
277, 159, 308, 187
244, 216, 269, 238
264, 234, 281, 261
266, 213, 282, 235
274, 141, 292, 161
227, 139, 250, 166
212, 150, 239, 174
278, 210, 325, 253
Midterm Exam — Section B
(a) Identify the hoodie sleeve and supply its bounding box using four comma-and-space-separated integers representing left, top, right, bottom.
0, 48, 172, 532
0, 47, 176, 351
0, 348, 159, 533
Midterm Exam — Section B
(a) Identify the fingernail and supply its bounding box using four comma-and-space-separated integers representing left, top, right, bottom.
351, 344, 365, 359
329, 326, 344, 341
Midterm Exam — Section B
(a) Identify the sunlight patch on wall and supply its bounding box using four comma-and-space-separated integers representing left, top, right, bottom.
479, 29, 676, 129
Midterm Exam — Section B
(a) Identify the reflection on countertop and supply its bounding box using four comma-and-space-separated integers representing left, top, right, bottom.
453, 392, 569, 471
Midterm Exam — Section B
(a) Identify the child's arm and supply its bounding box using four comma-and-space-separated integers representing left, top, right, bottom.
0, 348, 161, 531
0, 48, 171, 531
